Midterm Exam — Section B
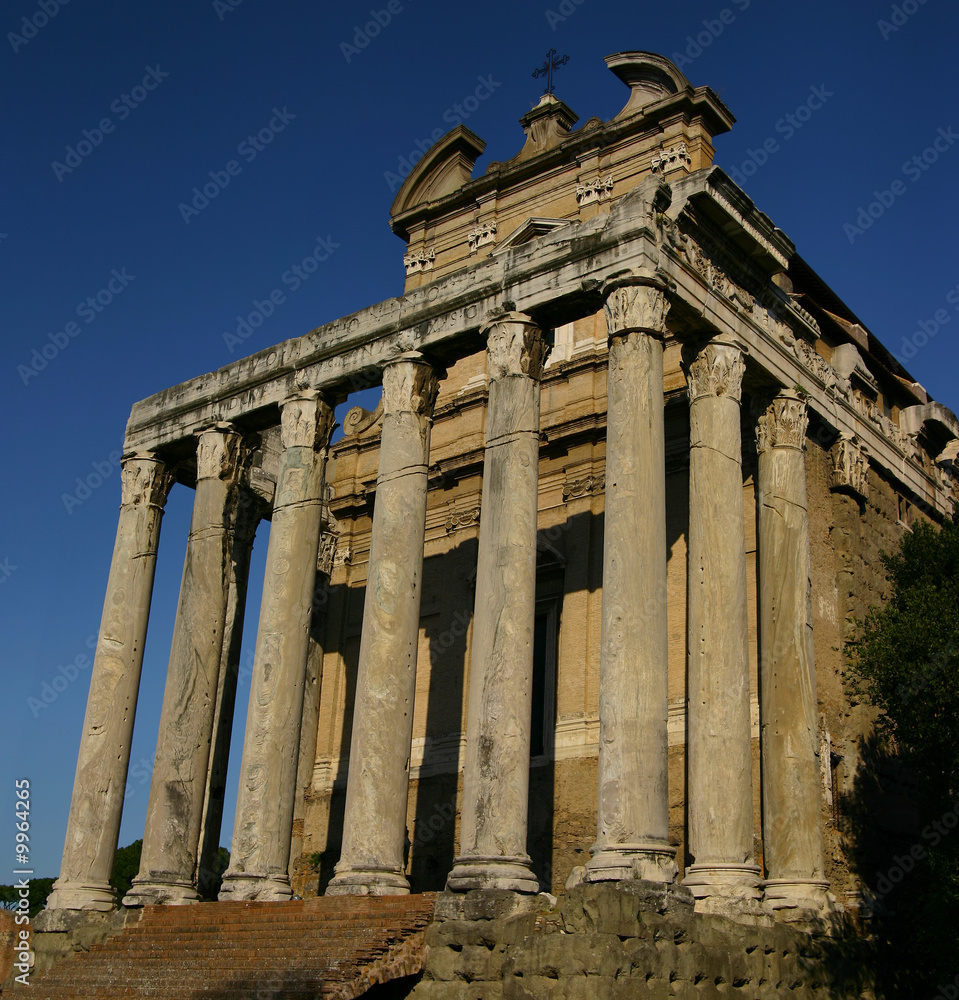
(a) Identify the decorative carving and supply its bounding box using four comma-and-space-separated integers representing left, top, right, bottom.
120, 454, 174, 508
342, 400, 384, 437
445, 504, 481, 534
403, 247, 435, 275
603, 279, 669, 338
562, 473, 605, 502
484, 313, 549, 381
195, 424, 244, 481
575, 175, 613, 206
755, 392, 809, 453
280, 395, 335, 451
650, 142, 690, 174
684, 342, 745, 403
662, 218, 752, 310
852, 390, 919, 457
830, 436, 869, 497
317, 528, 338, 577
467, 221, 496, 253
382, 354, 440, 417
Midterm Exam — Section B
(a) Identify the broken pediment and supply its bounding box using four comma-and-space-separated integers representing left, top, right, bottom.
493, 217, 571, 254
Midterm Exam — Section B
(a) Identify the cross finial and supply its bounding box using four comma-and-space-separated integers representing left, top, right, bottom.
532, 48, 570, 96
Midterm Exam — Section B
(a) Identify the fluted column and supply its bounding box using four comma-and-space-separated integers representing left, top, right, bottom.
125, 425, 246, 906
45, 455, 173, 912
219, 393, 335, 902
446, 313, 548, 894
682, 340, 761, 908
328, 353, 441, 895
587, 276, 677, 884
755, 390, 829, 912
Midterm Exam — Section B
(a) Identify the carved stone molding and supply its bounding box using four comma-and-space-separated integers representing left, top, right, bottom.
650, 142, 690, 174
120, 454, 174, 509
403, 247, 435, 275
445, 504, 481, 534
830, 435, 869, 497
602, 278, 670, 339
280, 395, 335, 451
317, 528, 338, 577
342, 400, 384, 437
684, 342, 745, 404
382, 353, 441, 417
662, 220, 752, 311
195, 424, 244, 481
575, 175, 613, 206
562, 472, 605, 502
484, 313, 549, 381
755, 391, 809, 453
467, 221, 496, 254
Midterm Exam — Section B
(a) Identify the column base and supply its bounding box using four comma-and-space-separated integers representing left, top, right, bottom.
217, 872, 293, 902
683, 863, 765, 919
122, 876, 199, 908
446, 855, 540, 894
326, 865, 410, 896
586, 842, 678, 884
763, 878, 833, 916
43, 879, 117, 913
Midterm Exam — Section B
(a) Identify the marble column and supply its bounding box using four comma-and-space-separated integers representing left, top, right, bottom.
682, 340, 762, 907
328, 353, 441, 895
219, 393, 335, 902
755, 390, 829, 912
586, 277, 677, 884
446, 313, 548, 894
125, 424, 246, 906
45, 454, 173, 912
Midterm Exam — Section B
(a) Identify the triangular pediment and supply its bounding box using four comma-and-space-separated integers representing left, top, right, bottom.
493, 217, 571, 254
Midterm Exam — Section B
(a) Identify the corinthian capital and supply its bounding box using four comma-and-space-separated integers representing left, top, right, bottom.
381, 352, 441, 418
120, 453, 175, 509
755, 391, 809, 453
483, 312, 548, 381
195, 424, 245, 481
280, 394, 336, 450
683, 341, 745, 404
602, 277, 670, 339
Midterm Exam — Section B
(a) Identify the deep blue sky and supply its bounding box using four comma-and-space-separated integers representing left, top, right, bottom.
3, 0, 957, 879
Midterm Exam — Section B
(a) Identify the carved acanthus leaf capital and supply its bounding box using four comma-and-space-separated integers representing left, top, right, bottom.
603, 278, 670, 340
683, 342, 745, 404
830, 435, 869, 497
280, 394, 336, 450
120, 454, 174, 509
484, 313, 548, 381
195, 424, 245, 481
755, 391, 809, 453
382, 353, 441, 418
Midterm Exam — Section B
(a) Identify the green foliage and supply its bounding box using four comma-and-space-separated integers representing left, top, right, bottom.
0, 877, 56, 917
110, 839, 142, 905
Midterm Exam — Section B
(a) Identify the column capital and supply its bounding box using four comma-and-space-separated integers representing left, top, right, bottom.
755, 390, 809, 454
830, 434, 869, 497
196, 423, 246, 481
482, 312, 548, 382
381, 352, 441, 418
683, 340, 746, 404
120, 453, 174, 509
602, 275, 670, 340
280, 394, 336, 450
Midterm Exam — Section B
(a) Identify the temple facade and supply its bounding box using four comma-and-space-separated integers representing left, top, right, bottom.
44, 51, 958, 932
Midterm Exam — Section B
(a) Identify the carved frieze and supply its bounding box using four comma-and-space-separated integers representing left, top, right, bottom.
684, 342, 745, 404
403, 247, 435, 275
120, 454, 175, 509
602, 279, 670, 339
467, 221, 496, 253
830, 435, 869, 497
382, 354, 440, 417
650, 142, 690, 174
755, 392, 809, 453
445, 504, 481, 534
317, 528, 338, 577
662, 218, 752, 310
484, 314, 549, 381
562, 473, 605, 502
575, 175, 613, 206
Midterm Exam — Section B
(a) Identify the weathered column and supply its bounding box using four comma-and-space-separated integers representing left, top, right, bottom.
755, 390, 829, 912
586, 276, 677, 884
329, 353, 441, 895
446, 313, 548, 894
45, 455, 173, 912
125, 424, 246, 906
219, 393, 335, 902
682, 340, 762, 909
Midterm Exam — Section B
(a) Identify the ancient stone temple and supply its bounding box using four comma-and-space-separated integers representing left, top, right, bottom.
25, 50, 959, 999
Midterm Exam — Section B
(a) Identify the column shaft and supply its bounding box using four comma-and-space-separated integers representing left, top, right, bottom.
328, 353, 440, 895
755, 391, 829, 911
587, 277, 676, 884
45, 455, 173, 912
219, 394, 334, 902
682, 341, 761, 907
447, 314, 548, 894
125, 425, 245, 906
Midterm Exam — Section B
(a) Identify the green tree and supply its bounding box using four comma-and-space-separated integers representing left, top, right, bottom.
111, 839, 142, 904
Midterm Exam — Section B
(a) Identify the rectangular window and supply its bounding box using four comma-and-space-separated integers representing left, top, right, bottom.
530, 602, 558, 761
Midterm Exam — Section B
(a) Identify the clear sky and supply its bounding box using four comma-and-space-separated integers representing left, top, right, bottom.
3, 0, 957, 880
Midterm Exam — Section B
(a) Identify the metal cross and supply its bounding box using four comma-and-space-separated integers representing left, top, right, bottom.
532, 48, 570, 95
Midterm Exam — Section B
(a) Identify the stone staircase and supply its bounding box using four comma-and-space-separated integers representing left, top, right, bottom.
8, 894, 436, 999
